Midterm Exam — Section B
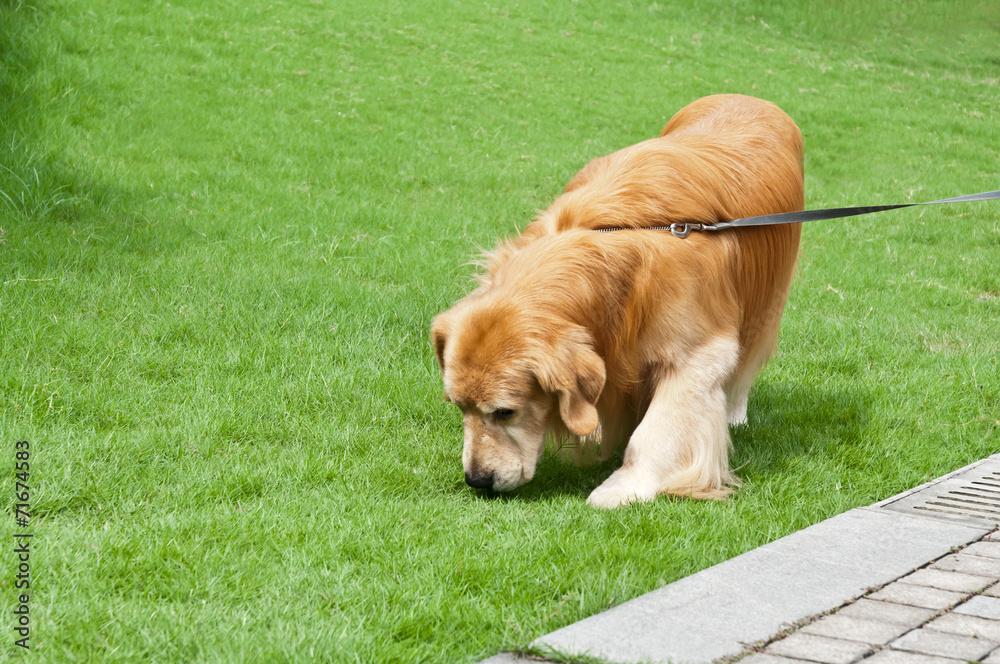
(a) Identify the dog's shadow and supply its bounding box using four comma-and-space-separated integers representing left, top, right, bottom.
732, 379, 871, 481
468, 379, 870, 503
466, 457, 621, 504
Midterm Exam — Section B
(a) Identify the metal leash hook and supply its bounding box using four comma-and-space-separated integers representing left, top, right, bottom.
669, 222, 703, 238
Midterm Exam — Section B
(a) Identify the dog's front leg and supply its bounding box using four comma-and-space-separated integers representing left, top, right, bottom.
587, 336, 740, 509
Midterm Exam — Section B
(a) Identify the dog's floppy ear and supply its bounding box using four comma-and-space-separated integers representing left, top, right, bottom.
430, 312, 451, 373
430, 312, 455, 403
534, 326, 605, 436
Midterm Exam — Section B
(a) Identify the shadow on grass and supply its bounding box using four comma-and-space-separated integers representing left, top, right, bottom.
732, 378, 872, 479
461, 377, 871, 504
0, 1, 128, 227
455, 460, 618, 505
498, 455, 622, 504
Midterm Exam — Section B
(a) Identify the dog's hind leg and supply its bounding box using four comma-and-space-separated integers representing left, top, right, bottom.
725, 289, 791, 427
724, 373, 752, 426
586, 336, 740, 509
727, 224, 801, 427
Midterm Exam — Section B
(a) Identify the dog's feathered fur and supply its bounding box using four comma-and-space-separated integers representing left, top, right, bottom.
432, 95, 803, 507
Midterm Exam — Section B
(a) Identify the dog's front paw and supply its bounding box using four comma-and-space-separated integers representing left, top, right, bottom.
586, 470, 658, 509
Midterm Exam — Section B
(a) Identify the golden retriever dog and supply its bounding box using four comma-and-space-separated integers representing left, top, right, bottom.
431, 94, 803, 508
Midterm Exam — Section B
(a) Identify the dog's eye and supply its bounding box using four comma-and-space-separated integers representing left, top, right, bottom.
492, 408, 515, 422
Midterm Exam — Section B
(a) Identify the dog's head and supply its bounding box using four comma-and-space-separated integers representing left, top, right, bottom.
431, 301, 605, 491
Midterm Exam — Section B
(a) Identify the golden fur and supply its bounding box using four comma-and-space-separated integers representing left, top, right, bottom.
431, 94, 804, 508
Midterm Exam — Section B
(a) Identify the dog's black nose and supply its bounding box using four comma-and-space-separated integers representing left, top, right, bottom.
465, 471, 494, 489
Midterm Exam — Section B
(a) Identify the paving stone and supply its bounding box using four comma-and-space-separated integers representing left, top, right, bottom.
739, 654, 813, 664
865, 648, 972, 664
836, 598, 936, 626
963, 541, 1000, 559
983, 647, 1000, 664
865, 649, 970, 664
897, 567, 996, 593
953, 594, 1000, 620
869, 581, 968, 610
765, 632, 873, 664
926, 611, 1000, 640
801, 614, 911, 644
932, 552, 1000, 578
477, 656, 527, 664
891, 626, 996, 659
986, 582, 1000, 598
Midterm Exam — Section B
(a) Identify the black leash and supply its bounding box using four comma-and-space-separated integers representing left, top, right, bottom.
593, 189, 1000, 239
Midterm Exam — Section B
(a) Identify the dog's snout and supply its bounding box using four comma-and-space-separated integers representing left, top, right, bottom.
465, 471, 494, 489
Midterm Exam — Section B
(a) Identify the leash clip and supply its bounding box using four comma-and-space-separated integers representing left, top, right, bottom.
669, 222, 703, 239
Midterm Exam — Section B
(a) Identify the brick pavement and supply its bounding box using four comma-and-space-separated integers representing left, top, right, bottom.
741, 532, 1000, 664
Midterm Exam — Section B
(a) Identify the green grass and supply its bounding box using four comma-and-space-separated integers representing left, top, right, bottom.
1, 0, 998, 661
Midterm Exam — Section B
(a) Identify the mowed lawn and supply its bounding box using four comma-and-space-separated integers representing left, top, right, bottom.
2, 0, 998, 661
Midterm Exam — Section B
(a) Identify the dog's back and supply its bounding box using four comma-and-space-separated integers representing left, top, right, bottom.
530, 94, 802, 230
